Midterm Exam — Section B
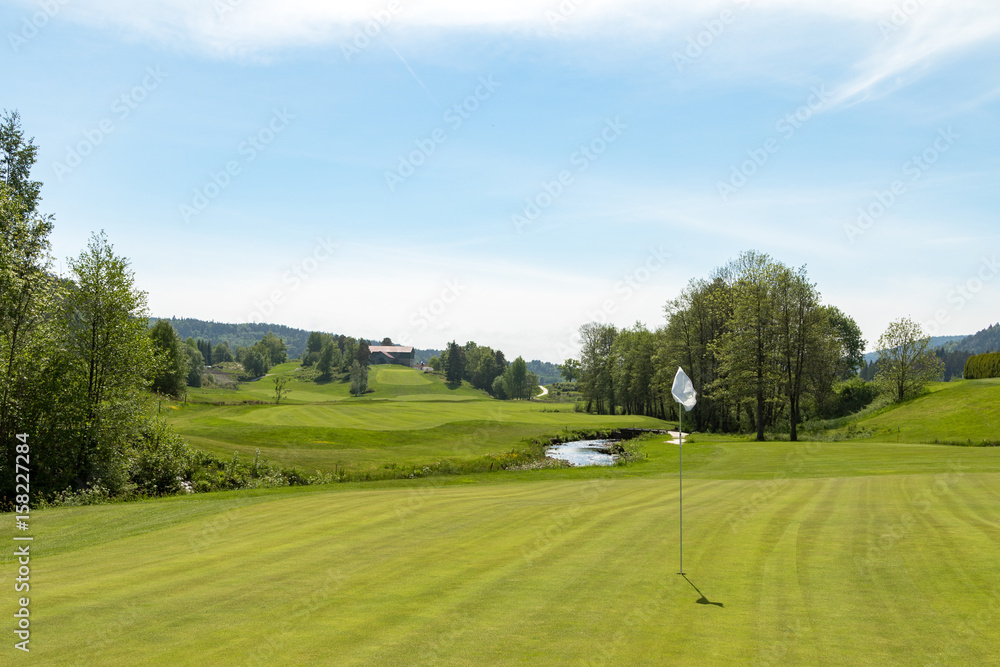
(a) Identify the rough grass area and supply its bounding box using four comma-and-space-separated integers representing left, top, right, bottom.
832, 379, 1000, 444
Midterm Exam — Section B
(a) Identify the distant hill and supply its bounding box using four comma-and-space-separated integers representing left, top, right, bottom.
863, 335, 970, 364
527, 359, 561, 385
953, 323, 1000, 355
150, 318, 352, 359
149, 319, 461, 363
414, 348, 442, 364
859, 325, 1000, 382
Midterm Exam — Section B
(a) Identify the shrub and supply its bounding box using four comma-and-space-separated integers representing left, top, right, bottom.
964, 352, 1000, 379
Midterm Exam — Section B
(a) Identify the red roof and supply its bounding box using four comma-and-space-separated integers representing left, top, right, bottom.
369, 346, 414, 354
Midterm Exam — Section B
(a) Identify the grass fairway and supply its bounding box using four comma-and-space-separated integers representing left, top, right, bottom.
8, 439, 1000, 665
168, 366, 670, 473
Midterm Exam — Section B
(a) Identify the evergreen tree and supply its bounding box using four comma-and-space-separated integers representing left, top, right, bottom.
445, 340, 465, 383
356, 339, 371, 367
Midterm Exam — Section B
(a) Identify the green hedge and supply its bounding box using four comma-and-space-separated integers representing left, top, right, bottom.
963, 352, 1000, 379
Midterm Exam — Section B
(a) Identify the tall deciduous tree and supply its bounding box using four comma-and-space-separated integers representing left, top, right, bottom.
501, 356, 531, 400
184, 340, 204, 388
61, 231, 156, 490
559, 359, 580, 382
772, 265, 833, 441
350, 360, 368, 396
579, 322, 617, 413
259, 332, 287, 366
713, 251, 780, 441
875, 317, 944, 402
149, 319, 188, 396
0, 110, 55, 474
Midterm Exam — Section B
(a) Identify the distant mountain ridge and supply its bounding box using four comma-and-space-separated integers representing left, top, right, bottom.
952, 323, 1000, 355
862, 324, 1000, 365
863, 335, 969, 364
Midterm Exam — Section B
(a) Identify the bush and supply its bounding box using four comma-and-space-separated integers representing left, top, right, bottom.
129, 419, 193, 496
964, 352, 1000, 379
831, 378, 879, 417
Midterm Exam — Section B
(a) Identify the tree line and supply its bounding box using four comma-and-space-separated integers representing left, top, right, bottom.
574, 251, 869, 441
0, 111, 198, 501
427, 341, 539, 400
572, 251, 954, 440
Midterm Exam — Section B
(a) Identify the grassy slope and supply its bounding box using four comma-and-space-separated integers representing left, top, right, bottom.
844, 378, 1000, 443
7, 439, 1000, 665
168, 366, 670, 473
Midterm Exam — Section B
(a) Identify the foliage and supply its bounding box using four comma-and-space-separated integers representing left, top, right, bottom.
875, 317, 945, 402
258, 331, 287, 366
184, 339, 205, 387
355, 339, 371, 367
0, 109, 56, 501
349, 360, 369, 396
964, 352, 1000, 379
444, 340, 465, 383
501, 356, 536, 400
154, 317, 329, 359
578, 322, 618, 414
569, 251, 863, 440
236, 344, 271, 379
950, 322, 1000, 355
272, 375, 292, 404
559, 359, 580, 382
58, 232, 157, 493
149, 319, 188, 396
212, 340, 233, 363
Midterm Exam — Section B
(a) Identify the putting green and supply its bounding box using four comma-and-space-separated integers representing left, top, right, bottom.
375, 366, 433, 386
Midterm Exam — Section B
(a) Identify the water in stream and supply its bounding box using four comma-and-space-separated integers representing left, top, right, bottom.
545, 439, 618, 467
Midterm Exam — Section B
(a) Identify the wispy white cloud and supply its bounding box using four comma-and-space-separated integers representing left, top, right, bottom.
21, 0, 993, 57
825, 4, 1000, 110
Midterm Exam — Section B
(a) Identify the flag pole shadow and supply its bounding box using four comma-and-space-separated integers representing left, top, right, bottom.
681, 575, 724, 608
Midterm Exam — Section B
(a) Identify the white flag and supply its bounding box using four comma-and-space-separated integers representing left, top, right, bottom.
671, 367, 697, 412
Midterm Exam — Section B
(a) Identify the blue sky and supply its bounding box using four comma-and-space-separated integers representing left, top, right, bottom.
4, 0, 999, 362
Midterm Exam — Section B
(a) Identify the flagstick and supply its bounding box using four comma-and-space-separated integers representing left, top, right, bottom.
679, 402, 684, 576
